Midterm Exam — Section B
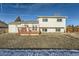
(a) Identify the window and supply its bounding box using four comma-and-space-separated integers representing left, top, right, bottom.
32, 25, 37, 31
32, 25, 35, 30
24, 25, 29, 27
42, 18, 48, 22
42, 28, 47, 32
35, 25, 37, 30
57, 19, 62, 22
56, 28, 61, 32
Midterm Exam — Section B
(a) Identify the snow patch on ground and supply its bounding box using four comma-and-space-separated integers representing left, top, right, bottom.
0, 49, 79, 56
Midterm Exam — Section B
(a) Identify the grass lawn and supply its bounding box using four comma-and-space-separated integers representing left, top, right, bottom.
0, 33, 79, 49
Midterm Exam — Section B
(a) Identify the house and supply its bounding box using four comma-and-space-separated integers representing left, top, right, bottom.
8, 16, 67, 35
9, 21, 39, 35
37, 16, 67, 33
0, 20, 8, 34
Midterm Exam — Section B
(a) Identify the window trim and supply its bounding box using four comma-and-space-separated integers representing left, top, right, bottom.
57, 18, 62, 22
32, 25, 37, 31
56, 28, 61, 32
42, 28, 47, 32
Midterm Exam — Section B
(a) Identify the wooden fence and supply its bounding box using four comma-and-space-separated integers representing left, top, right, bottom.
66, 26, 79, 33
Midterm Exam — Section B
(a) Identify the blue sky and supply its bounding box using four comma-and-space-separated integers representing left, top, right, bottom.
0, 3, 79, 25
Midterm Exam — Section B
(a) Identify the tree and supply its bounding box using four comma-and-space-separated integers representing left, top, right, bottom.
15, 16, 22, 22
72, 25, 74, 27
71, 25, 74, 32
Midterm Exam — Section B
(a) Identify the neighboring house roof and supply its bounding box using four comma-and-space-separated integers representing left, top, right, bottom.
37, 16, 67, 18
0, 20, 8, 28
9, 20, 39, 25
21, 20, 39, 24
9, 22, 21, 25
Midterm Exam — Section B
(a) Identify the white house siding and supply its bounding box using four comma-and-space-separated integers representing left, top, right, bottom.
8, 24, 39, 33
61, 28, 65, 32
38, 18, 66, 27
40, 28, 65, 33
47, 29, 55, 32
8, 25, 18, 33
47, 28, 64, 32
38, 17, 66, 33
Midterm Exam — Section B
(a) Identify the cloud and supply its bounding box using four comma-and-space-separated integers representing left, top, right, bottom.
0, 3, 55, 15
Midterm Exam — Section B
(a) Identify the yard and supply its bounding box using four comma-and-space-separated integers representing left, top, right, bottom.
0, 33, 79, 49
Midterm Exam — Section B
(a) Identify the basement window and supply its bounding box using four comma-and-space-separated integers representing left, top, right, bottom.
56, 28, 61, 32
42, 28, 47, 32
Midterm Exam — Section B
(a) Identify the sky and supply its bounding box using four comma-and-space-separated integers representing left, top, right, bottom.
0, 3, 79, 25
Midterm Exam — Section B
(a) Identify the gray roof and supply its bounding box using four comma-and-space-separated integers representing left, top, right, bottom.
21, 20, 39, 24
9, 22, 21, 25
37, 16, 67, 18
0, 20, 8, 28
9, 20, 39, 25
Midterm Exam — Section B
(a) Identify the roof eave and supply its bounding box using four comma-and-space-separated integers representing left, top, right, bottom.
37, 16, 68, 19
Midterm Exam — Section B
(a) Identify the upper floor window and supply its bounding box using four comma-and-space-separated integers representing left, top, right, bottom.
57, 19, 62, 22
42, 18, 48, 22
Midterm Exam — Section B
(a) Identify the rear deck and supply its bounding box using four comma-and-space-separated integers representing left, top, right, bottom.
18, 27, 40, 35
